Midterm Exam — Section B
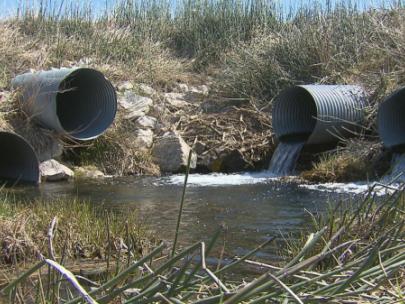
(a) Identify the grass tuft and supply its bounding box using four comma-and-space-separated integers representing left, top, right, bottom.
0, 193, 152, 266
301, 140, 391, 182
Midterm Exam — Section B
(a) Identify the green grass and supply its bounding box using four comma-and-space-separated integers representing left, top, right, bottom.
0, 192, 152, 266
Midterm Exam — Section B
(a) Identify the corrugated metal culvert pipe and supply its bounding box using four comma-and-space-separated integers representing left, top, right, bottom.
12, 68, 117, 140
0, 131, 39, 185
378, 87, 405, 150
269, 85, 367, 175
272, 85, 367, 144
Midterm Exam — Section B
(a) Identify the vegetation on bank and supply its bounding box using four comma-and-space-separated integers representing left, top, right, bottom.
300, 140, 392, 183
0, 0, 404, 180
1, 183, 404, 303
0, 191, 153, 267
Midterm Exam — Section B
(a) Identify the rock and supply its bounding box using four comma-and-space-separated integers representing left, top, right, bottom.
133, 129, 154, 149
117, 81, 134, 91
199, 149, 251, 173
135, 116, 157, 130
163, 93, 190, 108
139, 84, 156, 96
75, 166, 105, 179
176, 83, 189, 93
175, 83, 209, 96
35, 138, 63, 162
152, 132, 197, 173
189, 85, 209, 96
77, 57, 93, 66
0, 91, 11, 102
118, 91, 153, 119
194, 141, 207, 155
217, 149, 251, 172
40, 159, 74, 182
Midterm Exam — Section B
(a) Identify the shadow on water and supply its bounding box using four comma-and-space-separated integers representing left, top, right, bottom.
11, 174, 360, 265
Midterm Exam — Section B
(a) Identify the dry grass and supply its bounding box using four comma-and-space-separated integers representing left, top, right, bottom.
217, 7, 405, 114
0, 20, 190, 91
176, 101, 274, 170
301, 140, 391, 183
0, 2, 404, 179
0, 193, 153, 266
67, 118, 161, 176
0, 91, 63, 162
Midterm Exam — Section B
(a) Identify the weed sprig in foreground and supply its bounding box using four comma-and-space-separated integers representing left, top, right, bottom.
2, 184, 404, 303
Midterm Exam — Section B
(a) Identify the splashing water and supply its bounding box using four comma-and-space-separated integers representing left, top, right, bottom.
383, 153, 405, 184
162, 171, 277, 187
268, 141, 305, 176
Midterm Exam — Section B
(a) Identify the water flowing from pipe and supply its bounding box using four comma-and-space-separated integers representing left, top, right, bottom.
382, 153, 405, 184
268, 141, 305, 176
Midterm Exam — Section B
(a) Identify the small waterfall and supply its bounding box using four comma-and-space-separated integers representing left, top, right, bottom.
383, 153, 405, 184
268, 141, 305, 176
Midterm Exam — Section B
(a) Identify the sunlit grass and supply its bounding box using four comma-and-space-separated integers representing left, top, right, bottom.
0, 192, 152, 266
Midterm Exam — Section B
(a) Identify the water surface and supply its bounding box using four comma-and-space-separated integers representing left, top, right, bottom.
18, 173, 364, 261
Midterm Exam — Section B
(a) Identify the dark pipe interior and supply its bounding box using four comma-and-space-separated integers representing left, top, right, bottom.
378, 88, 405, 149
57, 69, 116, 140
279, 133, 313, 143
0, 132, 39, 185
273, 87, 317, 142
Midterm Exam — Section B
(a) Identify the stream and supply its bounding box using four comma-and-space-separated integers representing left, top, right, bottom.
14, 172, 389, 263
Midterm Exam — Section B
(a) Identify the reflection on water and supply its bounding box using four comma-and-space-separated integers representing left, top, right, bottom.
13, 175, 357, 260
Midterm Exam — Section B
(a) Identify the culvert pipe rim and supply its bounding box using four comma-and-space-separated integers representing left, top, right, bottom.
0, 131, 40, 185
12, 67, 117, 141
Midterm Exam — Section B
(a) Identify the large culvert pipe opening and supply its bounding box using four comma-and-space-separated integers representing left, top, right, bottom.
272, 87, 317, 142
269, 85, 366, 176
0, 132, 39, 185
378, 88, 405, 151
12, 68, 117, 141
272, 85, 366, 145
57, 68, 117, 140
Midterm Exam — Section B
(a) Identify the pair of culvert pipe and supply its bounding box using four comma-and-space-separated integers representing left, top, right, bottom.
0, 68, 117, 185
272, 84, 405, 150
272, 85, 367, 145
271, 84, 405, 176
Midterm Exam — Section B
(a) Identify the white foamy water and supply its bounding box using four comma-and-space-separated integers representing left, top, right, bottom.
162, 172, 279, 187
158, 172, 402, 197
300, 182, 401, 196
